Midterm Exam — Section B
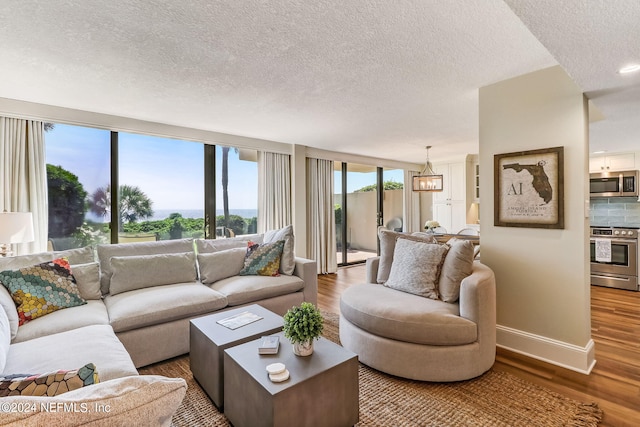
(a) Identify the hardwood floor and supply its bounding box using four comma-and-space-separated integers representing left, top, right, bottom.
317, 265, 640, 427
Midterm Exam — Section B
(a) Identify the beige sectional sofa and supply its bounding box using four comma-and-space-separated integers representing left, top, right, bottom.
0, 230, 317, 425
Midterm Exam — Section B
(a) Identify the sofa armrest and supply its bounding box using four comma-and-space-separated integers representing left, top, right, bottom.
459, 261, 496, 354
365, 257, 380, 284
293, 257, 318, 306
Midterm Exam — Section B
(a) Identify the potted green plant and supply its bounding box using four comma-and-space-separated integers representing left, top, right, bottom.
283, 302, 324, 356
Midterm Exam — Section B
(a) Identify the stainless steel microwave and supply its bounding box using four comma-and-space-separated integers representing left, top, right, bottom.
590, 170, 639, 198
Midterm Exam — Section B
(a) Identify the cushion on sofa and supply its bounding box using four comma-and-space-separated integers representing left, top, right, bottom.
384, 239, 449, 300
0, 363, 98, 397
109, 252, 198, 296
97, 238, 195, 295
0, 246, 95, 272
340, 283, 477, 346
196, 234, 264, 253
239, 240, 285, 276
439, 238, 475, 303
263, 225, 295, 275
210, 274, 304, 306
71, 262, 102, 300
377, 228, 437, 284
0, 286, 18, 340
0, 306, 9, 373
104, 283, 228, 333
0, 375, 186, 427
4, 324, 138, 381
12, 300, 110, 344
197, 248, 246, 284
0, 258, 87, 326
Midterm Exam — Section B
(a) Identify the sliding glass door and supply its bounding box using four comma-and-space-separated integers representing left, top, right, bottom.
335, 163, 403, 266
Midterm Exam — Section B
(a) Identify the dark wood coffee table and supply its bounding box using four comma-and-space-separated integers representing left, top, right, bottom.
224, 331, 359, 427
190, 304, 283, 409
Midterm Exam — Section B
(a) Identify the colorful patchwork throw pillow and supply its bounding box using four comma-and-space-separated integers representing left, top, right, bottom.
0, 258, 87, 326
0, 363, 99, 397
239, 240, 285, 277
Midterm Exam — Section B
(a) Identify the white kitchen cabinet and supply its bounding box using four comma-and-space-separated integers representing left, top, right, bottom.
432, 162, 467, 233
589, 153, 635, 172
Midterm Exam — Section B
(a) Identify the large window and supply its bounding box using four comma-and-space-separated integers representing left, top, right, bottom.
118, 132, 205, 241
215, 146, 258, 237
45, 124, 258, 248
45, 124, 110, 249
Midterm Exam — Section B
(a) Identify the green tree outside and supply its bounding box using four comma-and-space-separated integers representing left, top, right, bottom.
354, 180, 403, 192
88, 184, 154, 225
46, 164, 87, 237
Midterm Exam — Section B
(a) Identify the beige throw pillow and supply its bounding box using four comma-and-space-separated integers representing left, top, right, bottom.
384, 239, 449, 299
0, 246, 95, 272
196, 234, 264, 253
109, 252, 197, 296
71, 262, 102, 300
0, 286, 18, 340
197, 248, 246, 284
439, 238, 475, 303
377, 228, 437, 284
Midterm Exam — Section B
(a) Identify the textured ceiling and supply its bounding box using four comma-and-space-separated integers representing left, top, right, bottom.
0, 1, 635, 163
505, 0, 640, 155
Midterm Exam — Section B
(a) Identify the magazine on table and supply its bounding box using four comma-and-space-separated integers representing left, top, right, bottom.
217, 311, 263, 330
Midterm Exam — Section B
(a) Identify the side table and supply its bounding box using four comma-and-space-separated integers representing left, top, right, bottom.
224, 331, 359, 427
190, 304, 283, 409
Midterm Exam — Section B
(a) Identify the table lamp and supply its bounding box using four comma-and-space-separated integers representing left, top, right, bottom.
0, 211, 35, 257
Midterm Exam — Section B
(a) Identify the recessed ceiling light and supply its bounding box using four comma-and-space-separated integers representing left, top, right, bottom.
592, 150, 606, 154
618, 64, 640, 74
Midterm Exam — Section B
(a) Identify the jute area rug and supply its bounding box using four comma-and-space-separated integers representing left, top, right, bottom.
140, 311, 602, 426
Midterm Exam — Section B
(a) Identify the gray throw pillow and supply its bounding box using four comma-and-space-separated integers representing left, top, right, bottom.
197, 248, 246, 284
0, 246, 95, 272
71, 262, 102, 300
377, 228, 437, 284
109, 252, 197, 296
439, 238, 474, 303
195, 234, 263, 253
0, 286, 18, 340
384, 239, 449, 299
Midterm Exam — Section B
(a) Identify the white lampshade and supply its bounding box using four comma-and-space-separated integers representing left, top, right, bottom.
0, 212, 35, 244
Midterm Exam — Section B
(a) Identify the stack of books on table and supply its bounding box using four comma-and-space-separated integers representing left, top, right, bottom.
258, 335, 280, 355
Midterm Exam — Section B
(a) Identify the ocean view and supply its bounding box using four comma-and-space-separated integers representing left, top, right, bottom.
86, 208, 258, 223
150, 209, 258, 221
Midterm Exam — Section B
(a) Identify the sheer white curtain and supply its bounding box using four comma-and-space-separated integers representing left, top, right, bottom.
306, 158, 337, 274
0, 117, 48, 255
257, 151, 291, 232
403, 170, 422, 233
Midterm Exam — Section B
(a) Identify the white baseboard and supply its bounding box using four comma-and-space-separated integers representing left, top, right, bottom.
496, 325, 596, 374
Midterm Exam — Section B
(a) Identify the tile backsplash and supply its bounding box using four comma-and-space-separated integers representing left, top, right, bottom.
590, 197, 640, 227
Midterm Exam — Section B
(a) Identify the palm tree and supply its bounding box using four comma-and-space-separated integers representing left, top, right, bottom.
88, 184, 154, 225
221, 146, 239, 236
222, 147, 231, 231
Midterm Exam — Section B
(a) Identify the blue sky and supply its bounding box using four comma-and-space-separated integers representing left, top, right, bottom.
45, 124, 258, 211
45, 123, 404, 212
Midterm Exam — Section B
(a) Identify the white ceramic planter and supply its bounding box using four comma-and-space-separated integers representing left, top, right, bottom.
293, 340, 314, 356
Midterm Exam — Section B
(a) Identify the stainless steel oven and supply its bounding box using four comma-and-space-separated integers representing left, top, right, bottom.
590, 227, 638, 291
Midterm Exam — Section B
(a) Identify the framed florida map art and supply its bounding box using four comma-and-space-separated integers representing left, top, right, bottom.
494, 146, 564, 229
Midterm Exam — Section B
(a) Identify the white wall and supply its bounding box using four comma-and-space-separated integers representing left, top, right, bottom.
333, 189, 404, 251
479, 66, 594, 373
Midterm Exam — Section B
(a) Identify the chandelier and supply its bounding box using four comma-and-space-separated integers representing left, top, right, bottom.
412, 146, 443, 192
